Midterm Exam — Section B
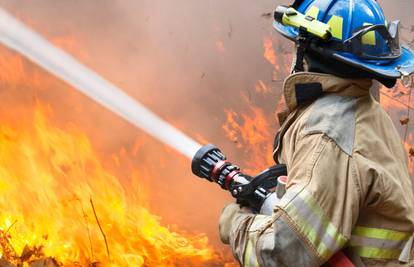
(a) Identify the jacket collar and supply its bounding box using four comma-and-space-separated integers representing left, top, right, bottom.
283, 72, 372, 111
273, 72, 372, 163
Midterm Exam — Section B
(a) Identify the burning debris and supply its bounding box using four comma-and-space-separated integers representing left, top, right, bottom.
401, 117, 410, 125
0, 233, 60, 267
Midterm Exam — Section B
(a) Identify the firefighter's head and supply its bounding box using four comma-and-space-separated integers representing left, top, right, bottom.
273, 0, 414, 88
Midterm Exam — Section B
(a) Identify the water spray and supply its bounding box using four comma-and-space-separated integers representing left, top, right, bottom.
0, 8, 287, 212
0, 7, 200, 159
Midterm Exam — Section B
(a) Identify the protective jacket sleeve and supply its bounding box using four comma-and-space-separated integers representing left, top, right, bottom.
220, 133, 361, 266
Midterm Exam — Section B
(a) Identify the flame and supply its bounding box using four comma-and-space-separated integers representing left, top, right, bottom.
220, 38, 289, 175
222, 105, 275, 173
215, 41, 225, 53
255, 80, 272, 94
263, 37, 278, 71
0, 52, 26, 86
0, 35, 227, 265
1, 7, 412, 267
380, 83, 414, 175
0, 106, 220, 266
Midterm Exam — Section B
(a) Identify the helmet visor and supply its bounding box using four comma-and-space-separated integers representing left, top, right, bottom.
344, 21, 401, 60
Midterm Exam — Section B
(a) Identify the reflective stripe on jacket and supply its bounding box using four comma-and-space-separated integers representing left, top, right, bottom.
222, 72, 414, 267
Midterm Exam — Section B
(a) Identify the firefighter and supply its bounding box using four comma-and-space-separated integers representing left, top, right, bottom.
218, 0, 414, 266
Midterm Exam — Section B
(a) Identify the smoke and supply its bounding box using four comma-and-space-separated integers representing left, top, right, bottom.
0, 0, 286, 250
0, 0, 412, 252
0, 7, 201, 159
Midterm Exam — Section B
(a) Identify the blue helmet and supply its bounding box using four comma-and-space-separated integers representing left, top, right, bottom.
273, 0, 414, 80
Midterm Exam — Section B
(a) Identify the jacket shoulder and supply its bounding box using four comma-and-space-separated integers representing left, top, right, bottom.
302, 94, 358, 156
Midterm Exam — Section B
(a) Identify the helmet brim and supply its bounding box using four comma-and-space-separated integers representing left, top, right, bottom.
273, 21, 414, 79
331, 47, 414, 79
273, 21, 297, 42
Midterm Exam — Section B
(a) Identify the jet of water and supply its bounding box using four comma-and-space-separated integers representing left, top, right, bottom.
0, 7, 201, 159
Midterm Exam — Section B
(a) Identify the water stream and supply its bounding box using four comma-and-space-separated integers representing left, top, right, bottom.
0, 7, 201, 159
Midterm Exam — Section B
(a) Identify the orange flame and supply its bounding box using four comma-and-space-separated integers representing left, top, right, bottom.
0, 34, 228, 265
1, 9, 412, 267
215, 41, 225, 53
380, 83, 414, 175
0, 106, 219, 266
222, 105, 275, 174
263, 38, 276, 65
263, 37, 280, 72
255, 80, 272, 94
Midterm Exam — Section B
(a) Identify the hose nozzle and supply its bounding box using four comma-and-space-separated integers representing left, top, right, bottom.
191, 144, 288, 212
191, 144, 243, 190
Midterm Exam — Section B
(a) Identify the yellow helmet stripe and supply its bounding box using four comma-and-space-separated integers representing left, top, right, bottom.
362, 23, 376, 45
306, 6, 320, 19
327, 15, 344, 40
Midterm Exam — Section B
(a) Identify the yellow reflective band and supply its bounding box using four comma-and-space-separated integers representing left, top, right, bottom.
301, 191, 347, 249
244, 216, 265, 267
244, 240, 253, 267
362, 23, 376, 45
353, 226, 412, 242
301, 191, 347, 256
306, 6, 319, 19
351, 226, 412, 260
287, 204, 332, 260
353, 246, 402, 260
284, 190, 347, 261
244, 240, 259, 267
327, 15, 343, 40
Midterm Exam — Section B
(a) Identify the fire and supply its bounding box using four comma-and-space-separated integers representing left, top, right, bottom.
222, 105, 275, 174
0, 52, 26, 85
263, 37, 278, 70
0, 5, 411, 266
219, 37, 289, 175
0, 106, 219, 266
255, 80, 272, 94
0, 35, 226, 265
380, 83, 414, 174
215, 41, 225, 53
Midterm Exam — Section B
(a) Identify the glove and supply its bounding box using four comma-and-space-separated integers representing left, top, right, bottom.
219, 203, 253, 244
219, 203, 241, 244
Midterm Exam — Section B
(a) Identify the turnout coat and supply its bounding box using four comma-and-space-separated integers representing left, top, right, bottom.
219, 72, 414, 267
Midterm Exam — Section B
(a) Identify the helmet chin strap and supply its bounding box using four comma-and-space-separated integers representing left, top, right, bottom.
292, 30, 311, 73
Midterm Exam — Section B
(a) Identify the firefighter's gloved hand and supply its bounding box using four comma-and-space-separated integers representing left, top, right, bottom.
219, 203, 252, 244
